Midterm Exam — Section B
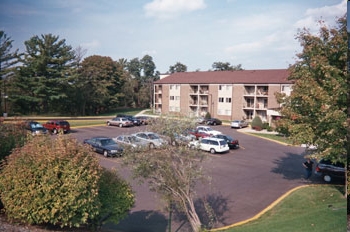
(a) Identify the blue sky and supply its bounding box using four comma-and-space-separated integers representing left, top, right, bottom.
0, 0, 346, 73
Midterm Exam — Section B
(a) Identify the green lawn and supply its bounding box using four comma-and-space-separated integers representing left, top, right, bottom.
248, 133, 293, 145
216, 185, 346, 232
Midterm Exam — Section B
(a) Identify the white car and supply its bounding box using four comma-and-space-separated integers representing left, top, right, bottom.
132, 132, 167, 149
196, 126, 222, 136
113, 135, 149, 149
231, 120, 249, 128
188, 137, 229, 154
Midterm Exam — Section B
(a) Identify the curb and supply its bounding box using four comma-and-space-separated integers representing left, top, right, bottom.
210, 185, 312, 231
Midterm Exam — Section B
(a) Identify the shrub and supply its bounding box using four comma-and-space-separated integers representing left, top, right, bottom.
92, 168, 135, 229
204, 112, 211, 119
251, 116, 263, 130
0, 135, 101, 228
0, 121, 28, 161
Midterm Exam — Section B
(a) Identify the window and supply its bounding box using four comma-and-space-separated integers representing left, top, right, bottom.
219, 85, 223, 90
170, 96, 174, 100
226, 98, 231, 103
219, 97, 224, 103
170, 85, 174, 90
175, 96, 180, 101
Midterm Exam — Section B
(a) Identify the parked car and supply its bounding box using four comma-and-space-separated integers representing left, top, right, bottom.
211, 134, 239, 149
231, 120, 249, 128
314, 158, 345, 182
196, 126, 222, 136
25, 121, 48, 135
83, 136, 123, 157
126, 116, 141, 126
113, 135, 149, 149
188, 129, 211, 140
206, 118, 222, 126
42, 120, 70, 134
188, 137, 229, 154
133, 132, 167, 149
171, 131, 196, 146
107, 117, 133, 127
196, 117, 207, 124
135, 115, 151, 125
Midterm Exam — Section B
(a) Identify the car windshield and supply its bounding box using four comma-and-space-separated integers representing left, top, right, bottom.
219, 140, 227, 145
147, 133, 160, 140
101, 139, 116, 146
225, 135, 233, 140
58, 121, 69, 126
31, 123, 44, 129
206, 127, 214, 131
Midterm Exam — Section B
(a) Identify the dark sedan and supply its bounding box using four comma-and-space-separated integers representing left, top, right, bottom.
211, 134, 239, 149
206, 118, 222, 126
314, 159, 345, 182
83, 137, 123, 157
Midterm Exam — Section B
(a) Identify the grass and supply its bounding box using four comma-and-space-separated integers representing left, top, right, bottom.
248, 133, 293, 145
217, 185, 346, 232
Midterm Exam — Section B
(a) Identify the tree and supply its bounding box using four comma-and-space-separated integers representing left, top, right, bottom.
275, 16, 347, 164
169, 62, 187, 73
77, 55, 125, 115
123, 116, 208, 232
212, 62, 243, 71
0, 31, 20, 115
11, 34, 75, 114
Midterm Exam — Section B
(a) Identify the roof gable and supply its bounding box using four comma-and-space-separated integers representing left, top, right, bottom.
155, 69, 292, 84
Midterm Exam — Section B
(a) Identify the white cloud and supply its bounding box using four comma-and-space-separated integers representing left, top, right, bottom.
294, 0, 346, 31
144, 0, 206, 19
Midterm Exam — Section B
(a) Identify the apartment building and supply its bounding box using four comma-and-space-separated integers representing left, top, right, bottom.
153, 69, 292, 123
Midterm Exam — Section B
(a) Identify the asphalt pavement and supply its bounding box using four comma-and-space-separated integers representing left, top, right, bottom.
71, 124, 322, 232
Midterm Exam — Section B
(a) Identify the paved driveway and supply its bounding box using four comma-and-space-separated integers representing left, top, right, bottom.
71, 125, 313, 232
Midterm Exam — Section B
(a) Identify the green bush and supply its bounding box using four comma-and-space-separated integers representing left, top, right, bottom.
0, 121, 28, 161
0, 135, 101, 228
204, 112, 211, 119
92, 168, 135, 228
251, 116, 263, 131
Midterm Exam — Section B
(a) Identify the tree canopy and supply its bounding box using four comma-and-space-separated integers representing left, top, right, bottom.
275, 15, 347, 164
212, 62, 243, 71
169, 62, 187, 73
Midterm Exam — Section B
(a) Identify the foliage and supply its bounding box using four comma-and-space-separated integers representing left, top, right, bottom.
205, 112, 211, 119
0, 135, 101, 228
0, 31, 20, 115
123, 116, 208, 232
275, 16, 347, 164
0, 121, 27, 160
169, 62, 187, 73
92, 168, 134, 228
251, 116, 263, 131
76, 55, 125, 115
212, 62, 243, 71
12, 34, 76, 114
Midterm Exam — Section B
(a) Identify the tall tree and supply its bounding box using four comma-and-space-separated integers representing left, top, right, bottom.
77, 55, 124, 115
11, 34, 75, 114
275, 16, 347, 164
169, 62, 187, 73
0, 31, 20, 115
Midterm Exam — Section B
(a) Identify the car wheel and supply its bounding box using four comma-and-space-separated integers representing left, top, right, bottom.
119, 123, 123, 128
53, 128, 58, 134
149, 143, 155, 149
172, 141, 177, 146
107, 122, 111, 126
210, 148, 216, 154
323, 175, 331, 182
213, 122, 217, 126
190, 145, 195, 149
103, 150, 108, 157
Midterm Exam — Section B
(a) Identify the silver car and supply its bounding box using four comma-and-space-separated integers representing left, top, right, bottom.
230, 120, 249, 129
113, 135, 149, 149
107, 117, 133, 127
132, 132, 167, 149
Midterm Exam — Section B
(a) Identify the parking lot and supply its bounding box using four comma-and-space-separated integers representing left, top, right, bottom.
70, 123, 310, 231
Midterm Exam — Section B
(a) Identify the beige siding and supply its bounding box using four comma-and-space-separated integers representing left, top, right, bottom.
268, 84, 280, 108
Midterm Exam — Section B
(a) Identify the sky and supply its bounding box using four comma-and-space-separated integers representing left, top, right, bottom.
0, 0, 346, 73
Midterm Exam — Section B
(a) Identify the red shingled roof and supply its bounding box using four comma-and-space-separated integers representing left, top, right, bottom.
155, 69, 292, 84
